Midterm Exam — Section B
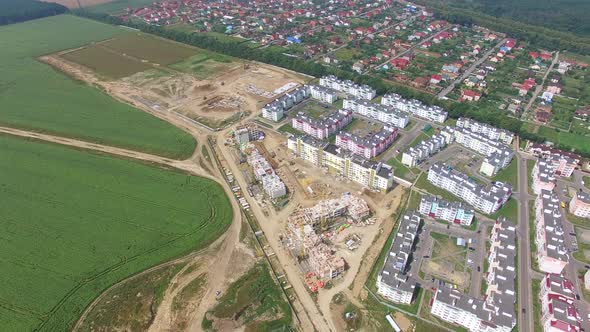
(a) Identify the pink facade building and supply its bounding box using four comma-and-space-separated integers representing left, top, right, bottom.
335, 126, 397, 159
569, 191, 590, 218
292, 109, 352, 140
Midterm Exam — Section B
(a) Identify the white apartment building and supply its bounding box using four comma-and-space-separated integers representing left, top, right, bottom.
531, 144, 580, 178
569, 191, 590, 218
288, 136, 394, 191
401, 129, 454, 167
419, 195, 475, 226
431, 218, 516, 332
247, 149, 287, 199
261, 85, 310, 121
319, 75, 376, 100
427, 163, 513, 214
449, 127, 514, 172
309, 84, 339, 104
376, 212, 421, 304
382, 93, 448, 123
456, 117, 514, 145
291, 109, 352, 140
532, 159, 557, 194
535, 190, 569, 274
343, 98, 410, 128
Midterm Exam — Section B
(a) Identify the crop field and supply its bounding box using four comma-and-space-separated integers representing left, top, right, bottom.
86, 0, 156, 13
100, 33, 199, 65
0, 134, 233, 331
0, 15, 196, 158
61, 45, 152, 79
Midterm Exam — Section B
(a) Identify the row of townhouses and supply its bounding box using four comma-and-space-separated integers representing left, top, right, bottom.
443, 127, 514, 177
530, 144, 580, 178
401, 129, 454, 167
540, 273, 583, 331
261, 85, 310, 122
431, 218, 516, 332
534, 190, 569, 274
376, 212, 421, 304
427, 163, 513, 214
247, 149, 286, 199
456, 117, 514, 145
319, 75, 376, 100
343, 98, 410, 128
382, 93, 448, 123
419, 195, 475, 226
291, 109, 353, 140
335, 126, 398, 159
287, 135, 394, 192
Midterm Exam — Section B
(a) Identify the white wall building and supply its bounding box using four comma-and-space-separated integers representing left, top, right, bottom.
419, 195, 475, 226
535, 190, 569, 274
309, 84, 339, 104
382, 93, 448, 123
456, 117, 514, 145
569, 191, 590, 218
261, 85, 310, 122
319, 75, 376, 100
343, 98, 410, 128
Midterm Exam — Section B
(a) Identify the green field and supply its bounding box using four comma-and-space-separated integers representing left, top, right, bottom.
101, 33, 199, 65
171, 52, 235, 79
0, 15, 196, 158
61, 45, 152, 79
86, 0, 156, 14
0, 135, 233, 331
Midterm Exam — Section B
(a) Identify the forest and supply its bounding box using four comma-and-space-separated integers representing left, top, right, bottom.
0, 0, 68, 25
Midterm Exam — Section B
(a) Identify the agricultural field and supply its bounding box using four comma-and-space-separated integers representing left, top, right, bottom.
0, 135, 233, 331
0, 15, 196, 158
61, 44, 152, 79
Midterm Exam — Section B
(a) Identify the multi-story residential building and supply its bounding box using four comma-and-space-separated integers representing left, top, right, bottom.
335, 126, 398, 159
234, 123, 265, 145
376, 212, 421, 304
541, 295, 582, 332
431, 218, 516, 332
427, 163, 513, 214
319, 75, 376, 100
569, 191, 590, 218
343, 98, 410, 128
449, 127, 514, 173
381, 93, 448, 123
456, 117, 514, 145
309, 84, 339, 104
401, 129, 454, 167
291, 109, 352, 140
247, 149, 286, 199
540, 274, 576, 307
419, 195, 475, 226
261, 85, 310, 121
532, 160, 557, 194
535, 190, 569, 274
287, 136, 394, 191
531, 144, 580, 178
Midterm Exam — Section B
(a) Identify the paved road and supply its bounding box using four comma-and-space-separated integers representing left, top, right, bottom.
437, 38, 507, 99
522, 51, 560, 119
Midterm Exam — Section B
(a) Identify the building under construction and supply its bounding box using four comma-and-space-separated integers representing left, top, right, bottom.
285, 193, 370, 279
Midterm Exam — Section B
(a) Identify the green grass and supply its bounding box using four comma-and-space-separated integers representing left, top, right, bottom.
493, 160, 518, 187
61, 44, 152, 79
488, 198, 518, 222
0, 15, 196, 159
171, 52, 235, 79
584, 176, 590, 190
86, 0, 157, 14
532, 282, 542, 332
538, 126, 590, 155
386, 157, 415, 181
0, 135, 233, 331
527, 159, 535, 195
102, 33, 200, 65
210, 262, 292, 330
278, 123, 303, 135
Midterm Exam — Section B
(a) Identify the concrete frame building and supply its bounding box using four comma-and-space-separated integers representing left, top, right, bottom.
427, 163, 513, 214
531, 144, 580, 178
532, 160, 557, 195
261, 85, 310, 121
382, 93, 448, 123
401, 130, 454, 167
535, 190, 569, 274
343, 98, 410, 128
569, 191, 590, 218
456, 117, 514, 145
419, 195, 475, 226
247, 149, 286, 199
287, 136, 395, 192
291, 109, 353, 140
335, 126, 398, 159
376, 212, 421, 304
309, 84, 339, 104
541, 295, 582, 332
319, 75, 376, 100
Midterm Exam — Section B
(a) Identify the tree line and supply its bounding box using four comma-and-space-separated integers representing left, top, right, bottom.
73, 11, 590, 157
0, 0, 68, 26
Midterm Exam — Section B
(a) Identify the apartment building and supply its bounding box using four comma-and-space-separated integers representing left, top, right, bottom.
335, 126, 398, 159
449, 127, 514, 174
261, 85, 310, 121
535, 190, 569, 274
287, 136, 394, 191
382, 93, 448, 123
540, 274, 576, 307
480, 149, 515, 177
431, 218, 516, 332
541, 296, 583, 332
427, 163, 513, 214
343, 98, 410, 128
456, 117, 514, 145
234, 123, 265, 145
401, 130, 453, 167
419, 195, 475, 226
569, 191, 590, 218
291, 109, 352, 140
319, 75, 376, 100
309, 84, 339, 104
376, 212, 421, 304
531, 144, 580, 178
532, 159, 557, 194
247, 149, 286, 199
